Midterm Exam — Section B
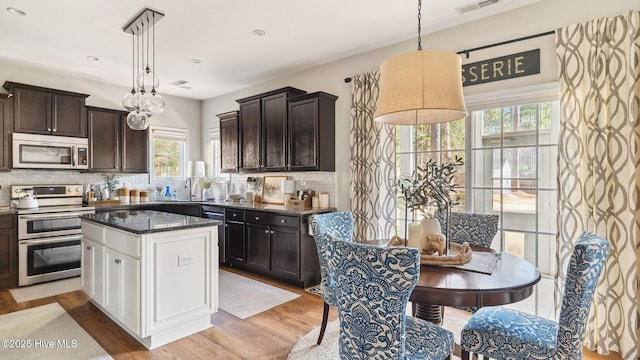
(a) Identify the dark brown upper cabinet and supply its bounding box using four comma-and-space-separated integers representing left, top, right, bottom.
0, 94, 13, 172
87, 106, 148, 173
288, 92, 337, 171
3, 82, 89, 138
218, 111, 239, 172
236, 87, 306, 172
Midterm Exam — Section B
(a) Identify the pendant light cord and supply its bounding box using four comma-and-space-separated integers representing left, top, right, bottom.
417, 0, 422, 51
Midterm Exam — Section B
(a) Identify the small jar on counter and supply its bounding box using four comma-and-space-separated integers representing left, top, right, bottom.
119, 188, 130, 204
140, 191, 149, 203
130, 189, 140, 203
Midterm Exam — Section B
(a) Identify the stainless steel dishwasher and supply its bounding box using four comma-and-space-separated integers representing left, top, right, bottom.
201, 205, 226, 264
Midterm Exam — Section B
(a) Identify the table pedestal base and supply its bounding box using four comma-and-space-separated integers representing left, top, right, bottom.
413, 303, 442, 325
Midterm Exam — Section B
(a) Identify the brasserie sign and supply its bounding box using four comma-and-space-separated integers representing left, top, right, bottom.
462, 49, 540, 86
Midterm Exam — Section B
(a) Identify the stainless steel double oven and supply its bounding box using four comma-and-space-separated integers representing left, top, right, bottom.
13, 185, 95, 286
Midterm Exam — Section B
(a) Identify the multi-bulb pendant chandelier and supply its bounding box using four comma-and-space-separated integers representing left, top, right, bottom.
122, 8, 165, 130
374, 0, 467, 125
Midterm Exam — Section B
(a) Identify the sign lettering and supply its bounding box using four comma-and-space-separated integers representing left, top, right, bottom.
462, 49, 540, 86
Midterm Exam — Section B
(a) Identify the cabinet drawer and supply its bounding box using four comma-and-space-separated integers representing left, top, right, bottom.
226, 209, 245, 222
246, 211, 299, 229
0, 214, 14, 229
82, 222, 105, 244
105, 228, 141, 258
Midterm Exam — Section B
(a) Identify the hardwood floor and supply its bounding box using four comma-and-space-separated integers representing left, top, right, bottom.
0, 267, 623, 360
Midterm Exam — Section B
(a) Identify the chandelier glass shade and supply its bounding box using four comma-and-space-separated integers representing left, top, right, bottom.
374, 0, 467, 125
122, 8, 165, 130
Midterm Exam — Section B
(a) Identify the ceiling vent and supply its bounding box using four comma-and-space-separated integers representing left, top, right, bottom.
456, 0, 502, 15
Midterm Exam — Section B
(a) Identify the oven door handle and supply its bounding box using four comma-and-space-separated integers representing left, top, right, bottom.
19, 234, 83, 245
19, 211, 93, 220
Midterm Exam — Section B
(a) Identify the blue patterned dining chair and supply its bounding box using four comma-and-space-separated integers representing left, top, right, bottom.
323, 234, 455, 360
435, 212, 500, 315
308, 211, 354, 345
460, 231, 610, 360
435, 212, 499, 249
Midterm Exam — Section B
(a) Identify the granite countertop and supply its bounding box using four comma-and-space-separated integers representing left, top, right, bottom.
91, 199, 335, 216
81, 209, 222, 234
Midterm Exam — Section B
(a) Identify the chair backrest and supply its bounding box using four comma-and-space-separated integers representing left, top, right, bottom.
309, 211, 354, 241
322, 234, 420, 359
436, 212, 499, 248
556, 231, 610, 359
309, 211, 354, 305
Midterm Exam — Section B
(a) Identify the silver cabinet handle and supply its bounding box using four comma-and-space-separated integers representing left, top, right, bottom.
280, 219, 286, 223
255, 216, 260, 220
270, 230, 275, 234
264, 229, 269, 234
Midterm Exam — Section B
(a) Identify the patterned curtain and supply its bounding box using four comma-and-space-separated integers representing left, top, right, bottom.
555, 10, 639, 359
349, 71, 397, 243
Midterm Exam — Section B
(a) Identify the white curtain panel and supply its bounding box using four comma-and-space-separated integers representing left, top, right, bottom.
555, 10, 640, 359
349, 71, 397, 243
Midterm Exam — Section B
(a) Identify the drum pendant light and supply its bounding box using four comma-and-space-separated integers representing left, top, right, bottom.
122, 8, 165, 130
374, 0, 467, 125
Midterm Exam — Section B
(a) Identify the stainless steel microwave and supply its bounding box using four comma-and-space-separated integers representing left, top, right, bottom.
12, 133, 89, 170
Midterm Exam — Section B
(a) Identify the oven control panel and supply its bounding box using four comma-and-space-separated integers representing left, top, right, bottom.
11, 184, 84, 199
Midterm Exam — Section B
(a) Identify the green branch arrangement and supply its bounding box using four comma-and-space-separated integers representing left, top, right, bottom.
102, 173, 121, 194
396, 155, 464, 218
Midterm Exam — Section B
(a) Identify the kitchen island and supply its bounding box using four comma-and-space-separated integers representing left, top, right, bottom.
80, 210, 222, 349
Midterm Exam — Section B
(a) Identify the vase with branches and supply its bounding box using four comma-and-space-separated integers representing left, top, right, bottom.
396, 155, 463, 251
102, 173, 121, 199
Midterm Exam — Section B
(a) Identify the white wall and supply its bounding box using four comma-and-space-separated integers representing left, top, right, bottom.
201, 0, 636, 211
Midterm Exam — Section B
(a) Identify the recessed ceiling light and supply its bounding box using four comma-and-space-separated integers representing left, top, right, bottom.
86, 55, 100, 61
190, 59, 201, 64
6, 7, 26, 16
180, 86, 192, 90
252, 29, 266, 37
170, 80, 189, 86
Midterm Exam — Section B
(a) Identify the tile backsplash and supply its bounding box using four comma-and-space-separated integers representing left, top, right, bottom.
0, 170, 336, 207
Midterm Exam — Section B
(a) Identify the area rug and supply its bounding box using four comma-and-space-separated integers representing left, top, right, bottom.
0, 302, 112, 360
287, 310, 465, 360
304, 284, 322, 297
218, 270, 300, 319
9, 277, 81, 303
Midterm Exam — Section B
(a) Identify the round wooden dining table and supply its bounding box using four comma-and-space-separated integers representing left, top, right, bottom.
410, 250, 541, 324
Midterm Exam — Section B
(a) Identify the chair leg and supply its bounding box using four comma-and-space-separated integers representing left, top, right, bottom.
316, 301, 330, 345
461, 349, 470, 360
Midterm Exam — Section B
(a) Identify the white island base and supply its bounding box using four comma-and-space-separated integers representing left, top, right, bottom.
81, 215, 219, 349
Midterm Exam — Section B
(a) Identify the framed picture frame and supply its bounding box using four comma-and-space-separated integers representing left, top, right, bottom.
262, 176, 287, 204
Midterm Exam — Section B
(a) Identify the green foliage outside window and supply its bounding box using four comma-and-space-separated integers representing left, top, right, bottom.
153, 138, 182, 178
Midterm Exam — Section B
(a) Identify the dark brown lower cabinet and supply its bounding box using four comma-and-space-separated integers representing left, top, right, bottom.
246, 223, 270, 272
0, 214, 17, 290
224, 208, 322, 288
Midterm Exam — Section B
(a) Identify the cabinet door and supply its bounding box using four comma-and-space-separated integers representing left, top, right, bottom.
288, 97, 319, 170
121, 118, 148, 173
239, 99, 262, 171
246, 223, 270, 272
226, 221, 246, 265
81, 238, 93, 296
261, 93, 288, 171
52, 93, 87, 137
12, 87, 52, 135
0, 95, 13, 171
105, 248, 140, 334
270, 226, 300, 279
219, 111, 239, 172
88, 108, 120, 172
105, 247, 121, 317
120, 252, 141, 334
0, 226, 16, 290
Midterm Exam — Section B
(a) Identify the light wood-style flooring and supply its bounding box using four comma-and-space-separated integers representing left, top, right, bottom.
0, 266, 623, 359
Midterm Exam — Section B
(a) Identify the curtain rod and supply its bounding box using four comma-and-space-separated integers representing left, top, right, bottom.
344, 30, 555, 83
